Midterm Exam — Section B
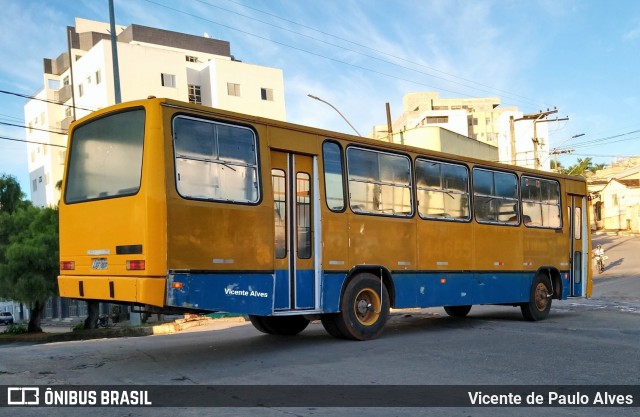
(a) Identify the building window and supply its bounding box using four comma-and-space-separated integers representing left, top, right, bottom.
185, 55, 198, 63
161, 73, 176, 88
188, 85, 202, 104
261, 88, 274, 101
65, 107, 72, 118
63, 76, 70, 86
78, 83, 84, 97
95, 70, 101, 85
32, 179, 37, 192
86, 75, 92, 85
227, 82, 241, 97
425, 116, 449, 124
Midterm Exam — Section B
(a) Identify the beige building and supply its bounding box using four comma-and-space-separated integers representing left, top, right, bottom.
25, 18, 286, 207
371, 92, 550, 170
588, 159, 640, 232
374, 125, 498, 161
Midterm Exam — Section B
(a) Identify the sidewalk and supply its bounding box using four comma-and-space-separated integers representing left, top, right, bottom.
1, 315, 248, 344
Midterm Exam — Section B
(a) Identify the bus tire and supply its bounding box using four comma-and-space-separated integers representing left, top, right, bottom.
331, 273, 390, 341
320, 314, 347, 339
520, 275, 552, 321
444, 305, 472, 318
249, 315, 310, 336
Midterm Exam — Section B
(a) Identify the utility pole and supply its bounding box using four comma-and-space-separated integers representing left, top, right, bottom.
509, 115, 516, 164
385, 102, 393, 143
109, 0, 122, 104
550, 148, 574, 172
66, 27, 77, 121
513, 108, 568, 169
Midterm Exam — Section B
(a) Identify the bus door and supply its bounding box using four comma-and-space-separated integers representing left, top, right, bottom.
569, 195, 588, 296
271, 151, 319, 311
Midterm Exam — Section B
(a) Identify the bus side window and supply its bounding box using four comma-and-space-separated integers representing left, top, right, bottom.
322, 141, 345, 211
521, 176, 562, 229
473, 168, 519, 225
416, 159, 470, 221
272, 169, 287, 259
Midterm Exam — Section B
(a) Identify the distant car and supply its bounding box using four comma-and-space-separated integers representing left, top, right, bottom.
0, 312, 14, 325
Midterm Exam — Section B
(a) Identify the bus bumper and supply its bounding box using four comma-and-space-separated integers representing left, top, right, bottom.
58, 275, 166, 307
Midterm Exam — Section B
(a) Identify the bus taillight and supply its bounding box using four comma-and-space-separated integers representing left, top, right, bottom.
60, 261, 75, 270
126, 260, 146, 270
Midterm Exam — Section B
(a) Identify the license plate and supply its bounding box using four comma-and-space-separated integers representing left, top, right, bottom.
92, 258, 108, 270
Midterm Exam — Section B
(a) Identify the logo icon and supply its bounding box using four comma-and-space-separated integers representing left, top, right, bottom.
7, 387, 40, 405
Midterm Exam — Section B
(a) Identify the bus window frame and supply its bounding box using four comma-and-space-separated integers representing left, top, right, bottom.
345, 145, 414, 218
321, 140, 347, 213
415, 157, 471, 223
171, 113, 262, 206
63, 107, 146, 205
472, 166, 520, 227
520, 175, 563, 230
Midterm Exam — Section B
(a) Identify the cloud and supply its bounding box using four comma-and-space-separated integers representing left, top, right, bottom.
623, 25, 640, 41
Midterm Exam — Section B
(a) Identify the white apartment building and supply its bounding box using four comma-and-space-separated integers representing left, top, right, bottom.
25, 18, 286, 207
371, 92, 550, 171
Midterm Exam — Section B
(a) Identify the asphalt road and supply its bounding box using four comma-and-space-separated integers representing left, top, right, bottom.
1, 234, 639, 417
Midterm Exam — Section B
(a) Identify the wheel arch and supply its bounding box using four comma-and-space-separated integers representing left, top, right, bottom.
536, 266, 562, 300
342, 265, 396, 308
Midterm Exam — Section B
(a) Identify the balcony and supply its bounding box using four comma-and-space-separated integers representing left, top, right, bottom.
53, 85, 72, 104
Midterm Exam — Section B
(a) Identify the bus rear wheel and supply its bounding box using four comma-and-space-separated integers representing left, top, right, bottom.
325, 273, 390, 341
249, 315, 310, 336
444, 305, 472, 318
520, 275, 552, 321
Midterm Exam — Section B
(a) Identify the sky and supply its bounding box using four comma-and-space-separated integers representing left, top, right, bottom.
1, 0, 640, 198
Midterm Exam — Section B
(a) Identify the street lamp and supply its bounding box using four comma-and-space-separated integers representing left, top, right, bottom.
307, 94, 362, 137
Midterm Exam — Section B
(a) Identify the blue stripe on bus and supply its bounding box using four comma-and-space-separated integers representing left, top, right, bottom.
321, 271, 572, 312
274, 269, 289, 310
167, 273, 274, 315
167, 270, 573, 316
295, 269, 315, 309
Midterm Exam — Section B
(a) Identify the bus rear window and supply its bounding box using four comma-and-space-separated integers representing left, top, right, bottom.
65, 109, 145, 204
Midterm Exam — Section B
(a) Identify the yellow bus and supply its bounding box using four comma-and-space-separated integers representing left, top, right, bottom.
58, 98, 592, 340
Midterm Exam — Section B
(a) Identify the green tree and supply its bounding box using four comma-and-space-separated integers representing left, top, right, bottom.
565, 157, 594, 176
0, 176, 59, 332
0, 174, 26, 213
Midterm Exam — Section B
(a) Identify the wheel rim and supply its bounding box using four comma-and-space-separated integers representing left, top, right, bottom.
534, 282, 549, 311
353, 288, 381, 326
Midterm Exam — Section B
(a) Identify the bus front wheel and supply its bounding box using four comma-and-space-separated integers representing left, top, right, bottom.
325, 273, 390, 341
249, 315, 310, 336
520, 275, 552, 321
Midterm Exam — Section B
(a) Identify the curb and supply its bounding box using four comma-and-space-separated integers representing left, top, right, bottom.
151, 315, 246, 335
0, 316, 247, 344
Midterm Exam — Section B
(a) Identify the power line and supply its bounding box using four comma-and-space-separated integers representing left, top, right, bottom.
0, 134, 67, 148
0, 121, 66, 136
0, 89, 95, 112
192, 0, 547, 109
555, 130, 640, 150
144, 0, 547, 110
